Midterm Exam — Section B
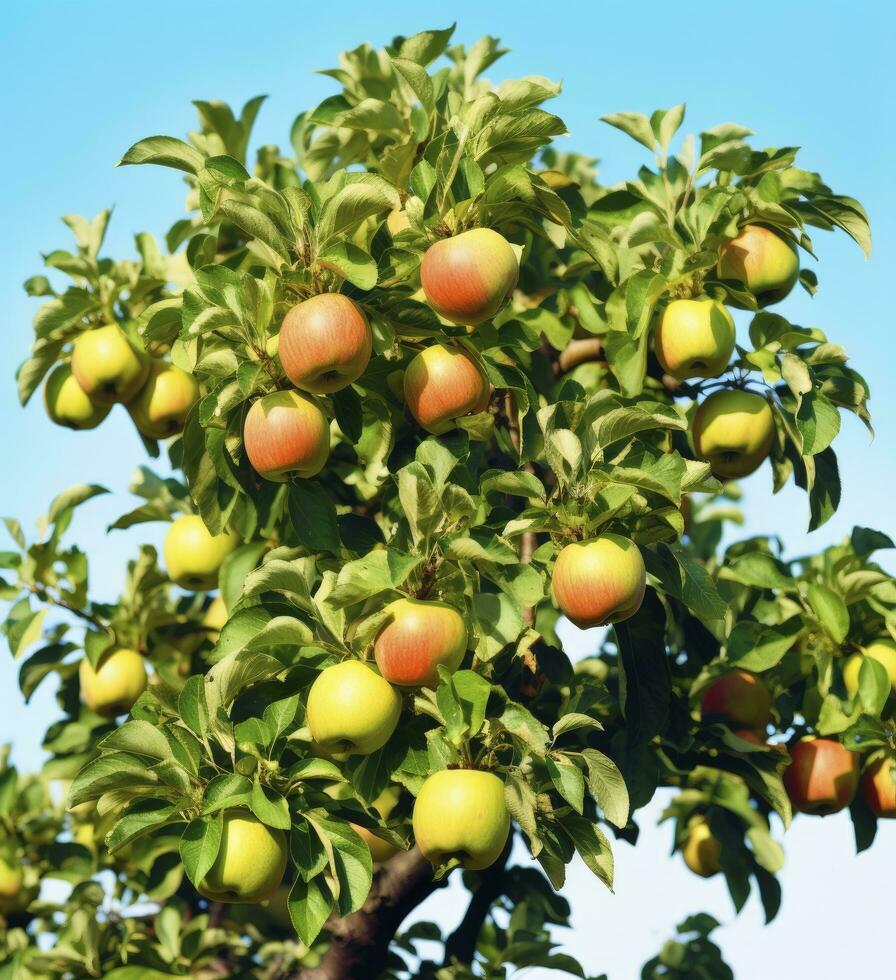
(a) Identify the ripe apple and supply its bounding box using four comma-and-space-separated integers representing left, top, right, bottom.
783, 737, 859, 815
860, 756, 896, 818
196, 810, 288, 903
700, 670, 772, 730
279, 293, 372, 394
692, 389, 774, 479
654, 297, 736, 381
127, 359, 200, 439
718, 224, 800, 308
731, 728, 766, 746
843, 638, 896, 697
681, 817, 721, 878
386, 209, 410, 236
203, 594, 229, 634
306, 661, 402, 760
43, 364, 110, 430
71, 324, 149, 404
163, 515, 240, 590
351, 786, 404, 864
412, 769, 511, 871
420, 228, 518, 325
551, 534, 646, 629
403, 344, 490, 434
373, 598, 467, 687
243, 390, 330, 482
0, 860, 25, 914
79, 647, 148, 717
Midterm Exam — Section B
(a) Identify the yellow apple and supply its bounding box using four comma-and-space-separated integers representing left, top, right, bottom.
374, 598, 467, 687
71, 324, 149, 404
718, 224, 800, 308
352, 786, 404, 864
386, 209, 410, 236
692, 389, 774, 479
163, 515, 240, 590
681, 817, 721, 878
197, 810, 287, 903
413, 769, 510, 871
203, 594, 229, 634
127, 359, 200, 439
0, 860, 25, 915
79, 647, 148, 717
654, 297, 735, 381
43, 364, 110, 430
843, 638, 896, 697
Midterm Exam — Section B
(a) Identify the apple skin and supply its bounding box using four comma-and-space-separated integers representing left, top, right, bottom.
420, 228, 518, 326
783, 737, 859, 815
386, 209, 410, 236
403, 345, 491, 435
352, 787, 403, 864
127, 359, 200, 439
0, 860, 25, 914
163, 515, 240, 591
654, 298, 735, 381
197, 810, 288, 903
79, 648, 148, 717
681, 817, 721, 878
243, 390, 330, 482
860, 757, 896, 818
203, 594, 229, 634
71, 324, 149, 404
44, 364, 110, 430
279, 293, 372, 394
718, 225, 800, 308
700, 670, 771, 729
306, 661, 402, 761
692, 389, 774, 479
374, 598, 468, 687
412, 769, 511, 871
843, 639, 896, 697
551, 534, 646, 629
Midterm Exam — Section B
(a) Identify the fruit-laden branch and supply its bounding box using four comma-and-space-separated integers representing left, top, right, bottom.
294, 847, 440, 980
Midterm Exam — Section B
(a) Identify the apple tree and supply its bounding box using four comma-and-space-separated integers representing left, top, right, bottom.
2, 23, 891, 980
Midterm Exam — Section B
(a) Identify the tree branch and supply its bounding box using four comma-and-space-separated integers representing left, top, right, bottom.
555, 337, 603, 375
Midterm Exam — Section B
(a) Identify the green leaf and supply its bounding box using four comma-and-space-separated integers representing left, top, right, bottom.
796, 390, 840, 455
546, 755, 585, 813
118, 136, 205, 174
248, 780, 291, 830
614, 589, 671, 742
581, 748, 630, 828
288, 481, 341, 553
288, 873, 333, 946
179, 812, 223, 887
806, 583, 849, 644
561, 812, 614, 889
601, 111, 656, 151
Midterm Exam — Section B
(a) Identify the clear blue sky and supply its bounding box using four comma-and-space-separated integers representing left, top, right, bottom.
0, 2, 893, 977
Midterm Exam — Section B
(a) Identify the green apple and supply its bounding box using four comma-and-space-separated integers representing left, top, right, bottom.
79, 647, 148, 717
127, 359, 200, 439
718, 224, 800, 308
374, 598, 467, 687
681, 816, 721, 878
306, 661, 402, 760
0, 860, 25, 915
843, 638, 896, 696
43, 364, 110, 430
654, 297, 735, 380
197, 810, 288, 903
163, 515, 240, 590
413, 769, 511, 871
71, 324, 149, 404
692, 389, 774, 479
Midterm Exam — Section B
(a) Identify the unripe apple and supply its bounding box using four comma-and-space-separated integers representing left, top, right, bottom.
692, 389, 774, 479
279, 293, 372, 394
403, 345, 491, 435
127, 359, 200, 439
163, 515, 240, 590
681, 817, 721, 878
44, 364, 110, 430
654, 298, 735, 381
551, 534, 646, 629
243, 390, 330, 482
0, 860, 25, 914
71, 324, 149, 404
203, 594, 229, 634
843, 639, 896, 697
373, 598, 468, 687
413, 769, 511, 871
860, 757, 896, 818
306, 661, 402, 760
700, 670, 771, 730
352, 786, 403, 864
783, 737, 859, 815
386, 208, 410, 236
718, 225, 800, 308
79, 648, 148, 717
197, 810, 288, 903
420, 228, 518, 325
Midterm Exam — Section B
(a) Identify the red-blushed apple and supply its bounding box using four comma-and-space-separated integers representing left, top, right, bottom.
681, 816, 721, 878
243, 390, 330, 482
551, 534, 646, 629
373, 598, 467, 687
860, 756, 896, 818
403, 344, 490, 434
44, 364, 110, 430
654, 297, 735, 380
783, 737, 860, 815
196, 810, 287, 903
163, 515, 240, 590
843, 638, 896, 697
79, 648, 147, 717
420, 228, 518, 325
127, 359, 200, 439
413, 769, 511, 871
306, 661, 402, 761
700, 670, 772, 729
71, 323, 149, 404
692, 389, 775, 479
718, 224, 800, 308
279, 293, 372, 394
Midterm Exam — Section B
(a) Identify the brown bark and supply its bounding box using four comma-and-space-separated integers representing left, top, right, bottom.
555, 337, 603, 375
